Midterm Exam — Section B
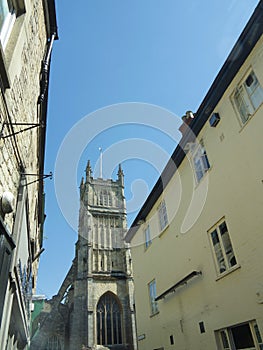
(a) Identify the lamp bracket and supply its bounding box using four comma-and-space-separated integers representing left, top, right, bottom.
0, 122, 44, 139
21, 171, 53, 186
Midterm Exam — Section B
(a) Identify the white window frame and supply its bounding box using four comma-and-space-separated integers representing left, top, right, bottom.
158, 200, 168, 232
144, 224, 151, 249
191, 140, 210, 183
232, 70, 263, 125
0, 0, 16, 49
216, 321, 263, 350
148, 279, 158, 315
208, 219, 237, 275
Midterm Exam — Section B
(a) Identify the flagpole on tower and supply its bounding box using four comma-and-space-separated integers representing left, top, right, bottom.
99, 147, 102, 178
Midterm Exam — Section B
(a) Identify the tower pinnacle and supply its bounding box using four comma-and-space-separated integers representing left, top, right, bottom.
118, 163, 124, 187
85, 160, 92, 182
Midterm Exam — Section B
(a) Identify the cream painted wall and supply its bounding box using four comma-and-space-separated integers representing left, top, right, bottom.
131, 35, 263, 350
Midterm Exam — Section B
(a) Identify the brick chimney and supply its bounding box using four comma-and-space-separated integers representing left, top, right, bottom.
179, 110, 195, 135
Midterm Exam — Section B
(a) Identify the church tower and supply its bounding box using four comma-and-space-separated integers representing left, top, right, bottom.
30, 162, 137, 350
69, 162, 137, 349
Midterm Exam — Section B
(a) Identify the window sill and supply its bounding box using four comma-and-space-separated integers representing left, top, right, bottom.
158, 224, 169, 238
215, 264, 241, 281
150, 311, 159, 318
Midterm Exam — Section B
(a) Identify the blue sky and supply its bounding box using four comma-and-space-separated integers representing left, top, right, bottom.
36, 0, 259, 298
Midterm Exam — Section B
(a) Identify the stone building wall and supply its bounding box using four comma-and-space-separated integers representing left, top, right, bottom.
0, 0, 58, 348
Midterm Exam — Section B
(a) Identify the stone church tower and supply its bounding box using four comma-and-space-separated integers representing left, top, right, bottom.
30, 162, 137, 350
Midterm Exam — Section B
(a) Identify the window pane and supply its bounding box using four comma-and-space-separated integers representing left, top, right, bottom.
254, 323, 263, 344
0, 0, 15, 47
0, 0, 10, 30
220, 330, 230, 349
219, 222, 237, 268
193, 143, 210, 182
158, 201, 168, 231
194, 157, 203, 182
149, 280, 158, 314
231, 324, 254, 349
145, 225, 151, 248
250, 85, 263, 110
201, 152, 210, 171
234, 87, 252, 124
211, 229, 226, 273
245, 72, 263, 110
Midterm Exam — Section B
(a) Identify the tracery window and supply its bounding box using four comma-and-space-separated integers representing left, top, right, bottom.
45, 335, 61, 350
97, 292, 123, 346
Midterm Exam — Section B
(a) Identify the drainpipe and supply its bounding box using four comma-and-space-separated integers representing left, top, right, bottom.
38, 32, 56, 104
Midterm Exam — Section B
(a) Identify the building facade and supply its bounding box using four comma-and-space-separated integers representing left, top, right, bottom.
0, 0, 58, 348
31, 163, 137, 350
126, 2, 263, 350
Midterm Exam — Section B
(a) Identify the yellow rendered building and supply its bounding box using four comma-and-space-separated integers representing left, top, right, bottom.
126, 2, 263, 350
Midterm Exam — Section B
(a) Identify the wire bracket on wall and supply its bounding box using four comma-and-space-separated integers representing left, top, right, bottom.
0, 122, 44, 139
21, 172, 53, 186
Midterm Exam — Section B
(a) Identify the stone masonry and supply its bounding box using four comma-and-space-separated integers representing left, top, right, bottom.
31, 162, 137, 350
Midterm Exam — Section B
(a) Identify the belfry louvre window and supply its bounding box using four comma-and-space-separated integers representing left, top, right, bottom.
233, 70, 263, 124
97, 292, 123, 346
209, 220, 237, 274
158, 200, 168, 231
45, 335, 62, 350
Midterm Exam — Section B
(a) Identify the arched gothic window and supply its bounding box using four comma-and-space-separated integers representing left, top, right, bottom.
45, 335, 61, 350
97, 292, 123, 346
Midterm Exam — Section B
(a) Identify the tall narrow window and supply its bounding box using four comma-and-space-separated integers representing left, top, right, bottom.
209, 220, 237, 274
192, 140, 210, 183
148, 279, 158, 315
97, 292, 123, 346
158, 200, 168, 231
103, 191, 108, 206
144, 225, 151, 249
233, 70, 263, 124
99, 192, 103, 206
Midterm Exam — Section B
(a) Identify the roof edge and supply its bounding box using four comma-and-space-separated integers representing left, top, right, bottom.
125, 0, 263, 242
